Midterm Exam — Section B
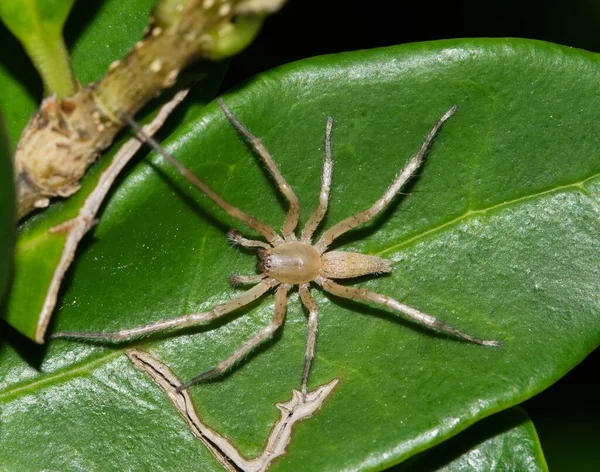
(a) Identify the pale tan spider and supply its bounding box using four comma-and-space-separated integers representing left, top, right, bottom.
55, 100, 501, 392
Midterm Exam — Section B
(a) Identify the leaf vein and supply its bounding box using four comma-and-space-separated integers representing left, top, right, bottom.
376, 174, 598, 257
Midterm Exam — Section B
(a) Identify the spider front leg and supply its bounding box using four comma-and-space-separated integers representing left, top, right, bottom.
318, 277, 501, 347
177, 284, 291, 391
299, 283, 319, 395
314, 106, 456, 253
301, 117, 334, 244
53, 278, 279, 343
219, 99, 300, 241
124, 116, 283, 246
226, 230, 270, 286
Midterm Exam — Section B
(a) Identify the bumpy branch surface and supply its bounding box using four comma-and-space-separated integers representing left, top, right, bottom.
14, 0, 286, 219
127, 349, 338, 472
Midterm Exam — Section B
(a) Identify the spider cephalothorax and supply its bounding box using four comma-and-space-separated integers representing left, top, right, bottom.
256, 243, 322, 283
55, 99, 500, 393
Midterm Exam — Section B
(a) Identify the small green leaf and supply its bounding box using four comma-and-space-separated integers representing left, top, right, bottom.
0, 115, 15, 303
1, 39, 599, 469
396, 407, 547, 471
0, 0, 77, 98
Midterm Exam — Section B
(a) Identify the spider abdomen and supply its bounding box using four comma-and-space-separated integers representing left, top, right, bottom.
258, 242, 321, 284
320, 251, 392, 279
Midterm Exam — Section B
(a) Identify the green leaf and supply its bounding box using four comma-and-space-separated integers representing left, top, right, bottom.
1, 39, 599, 469
0, 0, 77, 98
394, 407, 547, 471
0, 115, 14, 303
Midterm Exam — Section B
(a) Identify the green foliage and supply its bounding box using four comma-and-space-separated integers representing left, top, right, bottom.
0, 116, 14, 303
0, 0, 77, 97
0, 38, 597, 469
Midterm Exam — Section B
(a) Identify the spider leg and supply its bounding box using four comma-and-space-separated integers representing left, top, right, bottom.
314, 106, 456, 253
52, 278, 279, 342
177, 284, 291, 391
301, 117, 334, 243
124, 116, 283, 246
317, 277, 501, 347
299, 283, 319, 395
227, 229, 271, 249
219, 99, 300, 241
229, 274, 266, 286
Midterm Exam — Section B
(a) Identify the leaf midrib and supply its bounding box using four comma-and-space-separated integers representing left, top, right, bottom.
375, 174, 597, 257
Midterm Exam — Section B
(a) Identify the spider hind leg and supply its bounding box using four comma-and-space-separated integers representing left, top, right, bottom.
52, 279, 278, 343
318, 277, 501, 347
299, 284, 319, 396
177, 284, 290, 391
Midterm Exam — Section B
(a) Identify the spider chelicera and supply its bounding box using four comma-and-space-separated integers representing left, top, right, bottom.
54, 99, 501, 393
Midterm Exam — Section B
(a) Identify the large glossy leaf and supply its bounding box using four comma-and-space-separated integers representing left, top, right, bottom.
1, 39, 600, 469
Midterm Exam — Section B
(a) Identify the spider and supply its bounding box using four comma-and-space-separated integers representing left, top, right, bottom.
54, 99, 501, 393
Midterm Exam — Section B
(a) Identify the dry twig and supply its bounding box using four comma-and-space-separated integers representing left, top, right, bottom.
127, 348, 338, 472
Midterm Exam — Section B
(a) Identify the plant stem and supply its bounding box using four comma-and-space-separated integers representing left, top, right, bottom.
26, 34, 77, 99
14, 0, 286, 220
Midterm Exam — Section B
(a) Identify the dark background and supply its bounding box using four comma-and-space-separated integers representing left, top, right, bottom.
222, 0, 600, 90
221, 1, 600, 470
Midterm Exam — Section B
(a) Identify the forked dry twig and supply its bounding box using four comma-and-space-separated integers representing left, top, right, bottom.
32, 88, 191, 343
127, 349, 338, 472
